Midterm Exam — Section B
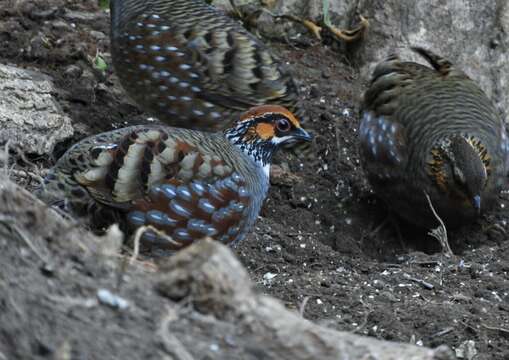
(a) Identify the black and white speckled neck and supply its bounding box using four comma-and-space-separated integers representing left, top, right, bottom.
223, 121, 275, 176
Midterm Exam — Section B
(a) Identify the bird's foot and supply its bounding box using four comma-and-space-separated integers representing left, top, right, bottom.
323, 15, 369, 43
274, 13, 368, 43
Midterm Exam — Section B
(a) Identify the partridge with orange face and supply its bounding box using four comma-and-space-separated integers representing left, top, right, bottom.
109, 0, 300, 131
37, 105, 311, 249
359, 47, 509, 228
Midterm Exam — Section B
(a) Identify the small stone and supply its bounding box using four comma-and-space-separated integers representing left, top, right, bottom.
469, 263, 482, 279
455, 340, 477, 360
309, 85, 320, 98
263, 272, 277, 281
89, 30, 107, 41
30, 7, 58, 20
64, 64, 83, 78
372, 279, 385, 290
321, 68, 332, 79
64, 10, 103, 22
51, 20, 72, 31
40, 263, 55, 277
97, 289, 129, 310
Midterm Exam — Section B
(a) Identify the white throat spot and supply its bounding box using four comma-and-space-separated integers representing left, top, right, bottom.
263, 164, 270, 179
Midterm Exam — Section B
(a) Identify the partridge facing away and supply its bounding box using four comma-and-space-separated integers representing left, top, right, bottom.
37, 105, 311, 250
109, 0, 300, 131
359, 47, 509, 228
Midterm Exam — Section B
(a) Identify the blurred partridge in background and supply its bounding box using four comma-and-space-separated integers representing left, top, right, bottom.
109, 0, 301, 132
359, 47, 509, 228
37, 105, 311, 250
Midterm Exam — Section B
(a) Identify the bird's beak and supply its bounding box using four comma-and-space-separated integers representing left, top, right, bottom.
472, 195, 481, 214
292, 128, 313, 142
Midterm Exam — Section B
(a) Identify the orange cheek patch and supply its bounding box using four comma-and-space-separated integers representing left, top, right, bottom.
256, 123, 275, 140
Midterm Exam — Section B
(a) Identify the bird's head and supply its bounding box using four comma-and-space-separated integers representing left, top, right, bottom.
428, 135, 490, 213
224, 105, 312, 168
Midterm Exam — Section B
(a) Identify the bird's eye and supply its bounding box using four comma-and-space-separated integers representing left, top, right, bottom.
276, 118, 291, 132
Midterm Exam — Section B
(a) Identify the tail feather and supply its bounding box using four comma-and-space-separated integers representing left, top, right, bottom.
410, 46, 457, 77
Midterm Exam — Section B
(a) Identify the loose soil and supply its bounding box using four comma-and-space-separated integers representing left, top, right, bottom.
1, 0, 509, 358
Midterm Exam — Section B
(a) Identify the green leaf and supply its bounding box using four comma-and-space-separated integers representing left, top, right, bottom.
93, 54, 108, 72
98, 0, 109, 10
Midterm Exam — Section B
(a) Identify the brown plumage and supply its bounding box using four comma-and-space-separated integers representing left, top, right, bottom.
109, 0, 300, 131
37, 105, 311, 251
359, 47, 509, 228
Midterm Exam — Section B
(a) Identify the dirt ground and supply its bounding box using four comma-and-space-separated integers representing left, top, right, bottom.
1, 0, 509, 358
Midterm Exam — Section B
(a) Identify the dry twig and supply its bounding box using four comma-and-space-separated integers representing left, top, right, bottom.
429, 327, 454, 339
424, 192, 453, 257
46, 294, 98, 310
129, 225, 180, 264
403, 273, 434, 290
299, 296, 311, 318
481, 323, 509, 336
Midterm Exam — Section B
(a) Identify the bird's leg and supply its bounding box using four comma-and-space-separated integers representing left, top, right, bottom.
276, 14, 323, 40
226, 1, 368, 44
323, 15, 369, 42
271, 13, 368, 43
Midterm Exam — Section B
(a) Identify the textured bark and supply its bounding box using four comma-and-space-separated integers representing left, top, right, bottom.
0, 64, 73, 155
